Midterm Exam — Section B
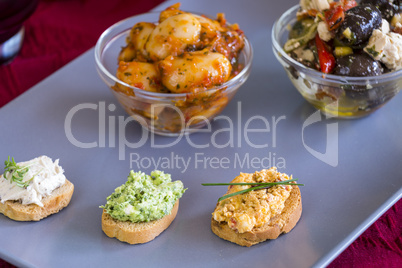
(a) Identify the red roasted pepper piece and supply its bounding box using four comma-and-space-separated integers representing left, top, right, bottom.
341, 0, 357, 11
324, 0, 357, 31
324, 3, 344, 31
315, 34, 335, 74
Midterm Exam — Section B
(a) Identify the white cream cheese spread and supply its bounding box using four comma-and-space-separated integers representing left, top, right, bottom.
0, 156, 66, 207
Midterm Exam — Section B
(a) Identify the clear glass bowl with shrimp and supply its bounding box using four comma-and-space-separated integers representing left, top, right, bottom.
95, 3, 253, 135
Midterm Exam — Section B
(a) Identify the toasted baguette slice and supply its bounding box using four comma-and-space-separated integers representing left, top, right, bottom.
102, 200, 179, 244
0, 179, 74, 221
211, 185, 302, 247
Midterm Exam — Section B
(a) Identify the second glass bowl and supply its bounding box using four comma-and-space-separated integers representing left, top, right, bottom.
272, 5, 402, 118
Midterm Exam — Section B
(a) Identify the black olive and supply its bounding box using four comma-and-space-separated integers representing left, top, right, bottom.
344, 87, 386, 111
335, 4, 382, 47
334, 52, 383, 77
359, 0, 397, 21
338, 52, 386, 108
343, 79, 389, 111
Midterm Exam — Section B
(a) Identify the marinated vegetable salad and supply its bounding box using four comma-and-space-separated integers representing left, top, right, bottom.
285, 0, 402, 76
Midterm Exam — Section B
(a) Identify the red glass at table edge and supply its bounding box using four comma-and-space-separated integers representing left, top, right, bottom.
0, 0, 401, 267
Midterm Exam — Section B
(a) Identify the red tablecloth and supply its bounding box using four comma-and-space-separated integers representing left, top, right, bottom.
0, 0, 401, 267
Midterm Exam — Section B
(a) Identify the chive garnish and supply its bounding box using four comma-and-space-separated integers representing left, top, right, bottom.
3, 156, 33, 188
202, 178, 304, 202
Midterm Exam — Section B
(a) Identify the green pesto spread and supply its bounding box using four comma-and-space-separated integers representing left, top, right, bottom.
101, 170, 186, 222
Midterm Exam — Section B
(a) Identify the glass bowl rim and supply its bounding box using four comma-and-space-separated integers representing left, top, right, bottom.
94, 11, 253, 100
271, 4, 402, 84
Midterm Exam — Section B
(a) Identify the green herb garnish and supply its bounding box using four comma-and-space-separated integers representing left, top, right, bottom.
366, 46, 379, 58
3, 157, 33, 188
202, 178, 304, 202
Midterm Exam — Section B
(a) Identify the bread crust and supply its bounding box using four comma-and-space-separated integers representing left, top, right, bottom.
101, 200, 179, 244
0, 179, 74, 221
211, 185, 302, 247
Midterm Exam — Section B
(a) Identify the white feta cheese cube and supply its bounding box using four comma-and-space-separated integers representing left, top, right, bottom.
317, 21, 334, 41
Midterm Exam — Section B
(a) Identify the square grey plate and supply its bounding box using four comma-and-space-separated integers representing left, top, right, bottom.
0, 0, 401, 267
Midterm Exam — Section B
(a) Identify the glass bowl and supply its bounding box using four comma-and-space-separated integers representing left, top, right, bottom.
95, 12, 253, 136
272, 5, 402, 118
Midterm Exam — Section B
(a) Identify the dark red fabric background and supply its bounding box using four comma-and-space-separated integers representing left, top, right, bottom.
0, 0, 401, 267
